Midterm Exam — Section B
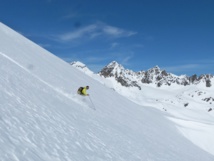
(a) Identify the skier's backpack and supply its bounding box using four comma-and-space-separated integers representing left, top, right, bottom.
77, 87, 84, 94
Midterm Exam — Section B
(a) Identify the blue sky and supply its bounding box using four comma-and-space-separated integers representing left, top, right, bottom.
0, 0, 214, 75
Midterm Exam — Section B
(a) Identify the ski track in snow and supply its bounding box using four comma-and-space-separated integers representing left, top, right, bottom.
0, 52, 88, 108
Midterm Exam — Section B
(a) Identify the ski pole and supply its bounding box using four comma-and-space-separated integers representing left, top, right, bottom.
88, 96, 96, 110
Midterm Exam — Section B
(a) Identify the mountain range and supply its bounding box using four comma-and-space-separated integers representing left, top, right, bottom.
72, 61, 213, 90
71, 60, 214, 112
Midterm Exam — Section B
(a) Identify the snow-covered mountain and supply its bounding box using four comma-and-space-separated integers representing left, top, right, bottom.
72, 61, 214, 112
97, 61, 214, 110
98, 61, 213, 88
1, 22, 214, 161
71, 61, 214, 106
71, 60, 214, 157
70, 61, 94, 75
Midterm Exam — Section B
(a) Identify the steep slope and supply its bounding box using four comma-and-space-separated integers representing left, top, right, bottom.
1, 22, 214, 161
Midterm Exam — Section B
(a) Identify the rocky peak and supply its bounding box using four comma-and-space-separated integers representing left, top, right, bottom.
99, 61, 213, 88
99, 61, 127, 78
106, 61, 121, 68
147, 66, 161, 74
190, 74, 213, 87
99, 61, 141, 90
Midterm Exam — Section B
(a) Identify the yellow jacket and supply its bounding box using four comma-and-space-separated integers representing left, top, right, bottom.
81, 87, 88, 96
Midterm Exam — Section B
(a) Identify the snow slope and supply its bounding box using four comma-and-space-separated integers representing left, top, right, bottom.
0, 22, 214, 161
72, 61, 214, 156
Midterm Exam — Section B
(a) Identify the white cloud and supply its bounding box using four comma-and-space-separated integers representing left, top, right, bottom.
102, 25, 136, 37
110, 42, 119, 48
57, 22, 137, 42
58, 25, 97, 41
120, 53, 134, 66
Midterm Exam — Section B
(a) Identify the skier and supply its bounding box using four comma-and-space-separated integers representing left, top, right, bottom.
77, 86, 90, 96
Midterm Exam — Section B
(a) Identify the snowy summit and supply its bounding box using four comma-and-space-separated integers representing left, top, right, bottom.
1, 22, 214, 161
70, 61, 94, 75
